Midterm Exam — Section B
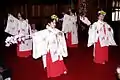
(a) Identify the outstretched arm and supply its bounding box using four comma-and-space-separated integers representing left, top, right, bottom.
87, 22, 96, 47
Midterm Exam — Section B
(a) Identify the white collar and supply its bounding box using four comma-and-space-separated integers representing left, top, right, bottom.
98, 20, 104, 24
47, 26, 56, 33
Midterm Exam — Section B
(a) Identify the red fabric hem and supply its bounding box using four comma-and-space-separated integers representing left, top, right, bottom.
94, 40, 108, 64
17, 44, 31, 58
46, 51, 67, 78
68, 44, 78, 48
66, 32, 78, 48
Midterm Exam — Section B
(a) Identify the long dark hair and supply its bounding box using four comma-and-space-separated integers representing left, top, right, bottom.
17, 12, 26, 20
46, 16, 61, 29
47, 18, 54, 24
66, 9, 76, 15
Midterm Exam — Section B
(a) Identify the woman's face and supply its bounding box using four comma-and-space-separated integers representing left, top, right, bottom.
32, 25, 36, 30
50, 20, 56, 28
68, 8, 71, 12
18, 13, 22, 20
69, 10, 74, 16
98, 14, 105, 21
70, 12, 73, 15
62, 12, 65, 15
68, 9, 73, 15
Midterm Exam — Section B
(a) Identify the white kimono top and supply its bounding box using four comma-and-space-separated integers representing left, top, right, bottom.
32, 27, 68, 68
62, 14, 77, 33
62, 14, 78, 44
88, 20, 117, 47
5, 14, 19, 35
5, 14, 32, 51
18, 20, 32, 51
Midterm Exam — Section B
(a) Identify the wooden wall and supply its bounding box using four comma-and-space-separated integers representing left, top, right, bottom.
87, 0, 112, 23
5, 0, 112, 29
5, 4, 71, 29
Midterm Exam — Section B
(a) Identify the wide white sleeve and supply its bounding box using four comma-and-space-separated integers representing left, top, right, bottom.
32, 30, 48, 59
87, 23, 96, 47
28, 24, 32, 36
25, 19, 32, 35
80, 16, 91, 26
106, 23, 117, 46
32, 34, 41, 59
106, 23, 113, 34
85, 17, 91, 26
5, 14, 19, 35
58, 32, 68, 57
62, 14, 69, 33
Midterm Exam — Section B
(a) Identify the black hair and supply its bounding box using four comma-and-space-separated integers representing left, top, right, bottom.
71, 9, 76, 14
47, 17, 54, 24
17, 12, 26, 20
66, 11, 70, 15
66, 9, 76, 15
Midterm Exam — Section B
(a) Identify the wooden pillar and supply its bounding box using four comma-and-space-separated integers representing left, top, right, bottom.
97, 0, 100, 8
38, 5, 40, 17
31, 5, 35, 17
106, 0, 112, 22
77, 0, 81, 9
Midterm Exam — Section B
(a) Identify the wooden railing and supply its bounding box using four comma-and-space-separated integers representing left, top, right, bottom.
112, 0, 120, 21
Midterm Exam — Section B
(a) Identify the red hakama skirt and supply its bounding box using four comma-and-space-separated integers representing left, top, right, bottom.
66, 32, 78, 48
17, 43, 31, 58
94, 39, 108, 64
46, 51, 67, 78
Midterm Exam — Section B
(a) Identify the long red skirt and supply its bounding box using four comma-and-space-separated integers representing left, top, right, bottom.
46, 51, 67, 78
66, 32, 78, 48
94, 40, 108, 64
17, 44, 31, 58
